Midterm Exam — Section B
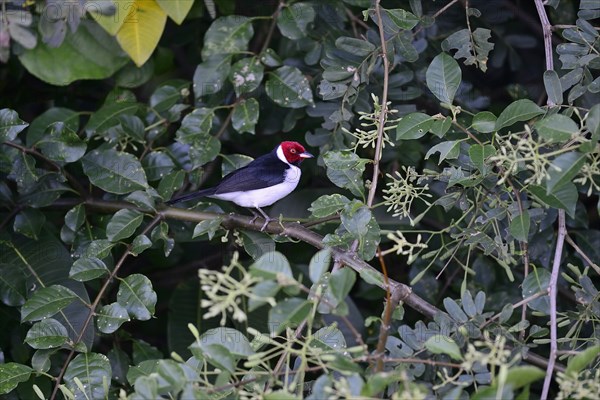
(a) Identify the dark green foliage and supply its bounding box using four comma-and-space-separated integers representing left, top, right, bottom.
0, 0, 599, 399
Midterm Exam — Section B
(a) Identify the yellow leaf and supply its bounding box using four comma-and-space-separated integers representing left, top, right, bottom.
156, 0, 193, 25
116, 0, 167, 66
89, 0, 130, 36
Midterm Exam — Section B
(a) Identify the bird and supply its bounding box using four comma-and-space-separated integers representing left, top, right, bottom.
166, 141, 314, 231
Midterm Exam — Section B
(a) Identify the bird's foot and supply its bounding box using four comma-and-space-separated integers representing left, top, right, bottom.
260, 217, 273, 232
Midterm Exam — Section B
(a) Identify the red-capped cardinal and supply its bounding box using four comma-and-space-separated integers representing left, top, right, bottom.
166, 141, 314, 230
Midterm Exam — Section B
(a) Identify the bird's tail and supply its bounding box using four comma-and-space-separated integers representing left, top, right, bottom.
165, 188, 216, 205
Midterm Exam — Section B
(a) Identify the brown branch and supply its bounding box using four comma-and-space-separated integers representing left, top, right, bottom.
78, 198, 440, 318
45, 197, 564, 374
533, 1, 563, 398
50, 215, 163, 400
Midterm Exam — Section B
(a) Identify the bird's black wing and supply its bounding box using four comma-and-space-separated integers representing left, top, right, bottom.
214, 151, 288, 194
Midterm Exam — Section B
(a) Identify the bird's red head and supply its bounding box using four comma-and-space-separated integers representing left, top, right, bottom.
279, 141, 314, 165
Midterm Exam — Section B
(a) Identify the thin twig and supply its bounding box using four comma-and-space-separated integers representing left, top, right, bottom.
260, 1, 285, 55
368, 3, 396, 374
367, 0, 390, 209
374, 247, 395, 372
534, 1, 562, 398
49, 215, 163, 400
565, 234, 600, 275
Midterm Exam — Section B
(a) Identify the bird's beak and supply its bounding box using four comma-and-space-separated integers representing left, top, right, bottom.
299, 151, 314, 158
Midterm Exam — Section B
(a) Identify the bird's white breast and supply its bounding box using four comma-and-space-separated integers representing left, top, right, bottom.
211, 165, 301, 208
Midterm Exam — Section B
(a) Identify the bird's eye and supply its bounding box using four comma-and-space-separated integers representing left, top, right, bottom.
290, 149, 296, 153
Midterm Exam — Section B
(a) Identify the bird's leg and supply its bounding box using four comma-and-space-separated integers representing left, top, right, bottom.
249, 209, 260, 224
255, 207, 272, 231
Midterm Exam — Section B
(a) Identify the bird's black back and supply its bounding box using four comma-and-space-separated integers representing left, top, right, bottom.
214, 148, 289, 194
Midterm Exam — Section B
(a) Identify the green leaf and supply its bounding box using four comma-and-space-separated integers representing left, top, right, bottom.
329, 268, 356, 304
21, 285, 78, 322
26, 107, 79, 146
309, 194, 350, 218
509, 210, 530, 242
69, 257, 108, 282
175, 108, 214, 144
158, 170, 185, 200
0, 263, 27, 306
0, 108, 28, 142
82, 149, 148, 194
193, 55, 231, 98
425, 140, 460, 164
442, 28, 494, 72
232, 98, 259, 134
96, 303, 130, 334
230, 57, 264, 97
131, 234, 153, 256
543, 70, 563, 105
374, 8, 419, 33
396, 112, 434, 140
529, 183, 577, 218
495, 99, 544, 130
65, 204, 85, 231
545, 152, 586, 194
522, 269, 551, 314
277, 3, 316, 40
107, 209, 144, 242
192, 217, 223, 240
269, 298, 313, 335
221, 154, 253, 176
323, 151, 367, 197
117, 274, 157, 321
201, 16, 254, 58
36, 122, 87, 163
394, 31, 419, 62
471, 111, 497, 133
504, 366, 546, 388
249, 251, 293, 280
142, 151, 175, 181
335, 37, 376, 57
461, 291, 477, 317
266, 66, 314, 109
125, 190, 156, 212
534, 114, 578, 142
469, 144, 495, 175
84, 101, 139, 138
341, 203, 372, 237
582, 104, 600, 152
13, 209, 46, 240
443, 298, 468, 323
260, 48, 282, 67
426, 53, 462, 105
0, 363, 33, 395
565, 345, 600, 377
25, 318, 69, 349
63, 353, 112, 400
196, 327, 254, 357
155, 0, 193, 24
309, 248, 331, 283
84, 239, 116, 259
424, 335, 462, 360
586, 104, 600, 137
18, 20, 129, 85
